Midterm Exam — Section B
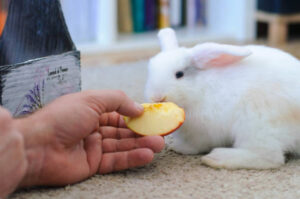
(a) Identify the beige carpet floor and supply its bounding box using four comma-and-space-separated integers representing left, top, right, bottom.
11, 60, 300, 199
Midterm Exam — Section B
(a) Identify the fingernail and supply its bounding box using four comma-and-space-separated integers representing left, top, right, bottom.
135, 102, 144, 112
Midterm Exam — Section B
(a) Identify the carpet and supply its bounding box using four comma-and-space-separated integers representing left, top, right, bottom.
11, 60, 300, 199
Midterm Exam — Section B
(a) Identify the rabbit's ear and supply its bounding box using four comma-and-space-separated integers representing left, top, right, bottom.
191, 43, 251, 69
158, 28, 179, 52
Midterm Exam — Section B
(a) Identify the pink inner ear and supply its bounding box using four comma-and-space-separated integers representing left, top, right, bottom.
206, 54, 244, 67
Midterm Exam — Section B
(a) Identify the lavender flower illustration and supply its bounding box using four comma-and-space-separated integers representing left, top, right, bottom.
19, 80, 44, 116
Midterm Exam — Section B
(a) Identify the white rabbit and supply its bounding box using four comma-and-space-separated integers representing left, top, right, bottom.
145, 28, 300, 169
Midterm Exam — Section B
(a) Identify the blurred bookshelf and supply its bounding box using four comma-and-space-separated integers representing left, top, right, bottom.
0, 0, 257, 55
60, 0, 257, 55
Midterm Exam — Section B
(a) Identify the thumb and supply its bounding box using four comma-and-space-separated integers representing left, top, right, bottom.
83, 90, 144, 117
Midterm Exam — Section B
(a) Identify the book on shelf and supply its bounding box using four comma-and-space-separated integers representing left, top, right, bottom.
158, 0, 170, 28
118, 0, 133, 33
144, 0, 158, 31
185, 0, 207, 29
187, 0, 196, 29
196, 0, 206, 25
170, 0, 182, 27
116, 0, 207, 34
181, 0, 187, 26
131, 0, 145, 32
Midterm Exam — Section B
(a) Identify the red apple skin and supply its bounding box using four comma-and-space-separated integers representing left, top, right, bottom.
125, 112, 185, 137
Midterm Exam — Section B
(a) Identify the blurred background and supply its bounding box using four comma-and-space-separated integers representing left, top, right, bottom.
1, 0, 300, 66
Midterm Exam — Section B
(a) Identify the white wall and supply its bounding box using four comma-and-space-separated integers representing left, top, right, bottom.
96, 0, 117, 46
207, 0, 256, 42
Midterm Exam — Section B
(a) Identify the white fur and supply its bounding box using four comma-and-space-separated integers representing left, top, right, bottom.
145, 29, 300, 169
157, 28, 179, 52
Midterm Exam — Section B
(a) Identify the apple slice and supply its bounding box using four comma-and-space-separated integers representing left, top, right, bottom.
123, 102, 185, 136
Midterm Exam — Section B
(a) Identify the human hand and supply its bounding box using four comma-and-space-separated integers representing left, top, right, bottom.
0, 108, 27, 198
15, 90, 165, 188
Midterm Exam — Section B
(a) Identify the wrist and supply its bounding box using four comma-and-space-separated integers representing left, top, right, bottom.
14, 114, 48, 188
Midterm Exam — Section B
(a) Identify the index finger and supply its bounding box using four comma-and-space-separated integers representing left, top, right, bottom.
83, 90, 144, 117
99, 112, 127, 128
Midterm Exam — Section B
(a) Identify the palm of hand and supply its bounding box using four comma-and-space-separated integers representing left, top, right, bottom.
21, 93, 164, 186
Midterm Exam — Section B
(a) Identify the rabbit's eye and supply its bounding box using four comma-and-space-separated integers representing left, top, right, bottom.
175, 71, 184, 79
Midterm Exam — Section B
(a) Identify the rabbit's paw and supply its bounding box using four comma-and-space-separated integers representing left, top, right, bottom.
165, 135, 199, 155
201, 148, 284, 169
